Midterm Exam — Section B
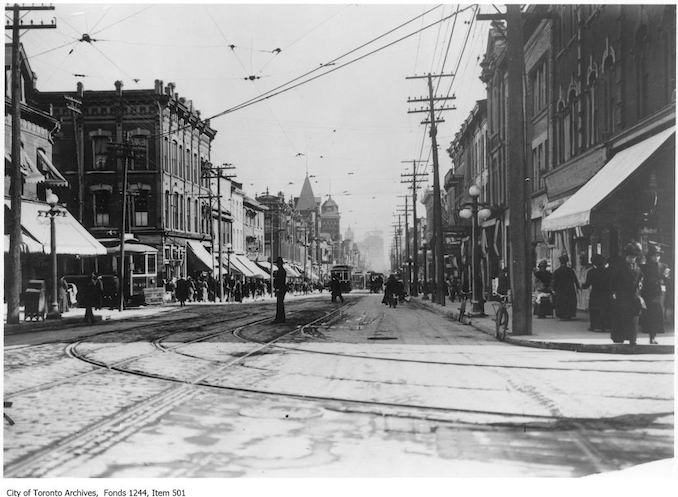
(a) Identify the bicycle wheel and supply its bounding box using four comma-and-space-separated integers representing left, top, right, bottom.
458, 298, 467, 322
495, 307, 509, 341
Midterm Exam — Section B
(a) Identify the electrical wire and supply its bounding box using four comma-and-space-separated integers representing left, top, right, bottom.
90, 5, 153, 36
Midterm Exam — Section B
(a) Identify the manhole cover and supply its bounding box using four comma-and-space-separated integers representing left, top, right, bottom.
367, 336, 398, 340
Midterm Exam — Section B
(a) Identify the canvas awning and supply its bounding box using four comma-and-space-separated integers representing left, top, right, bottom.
284, 263, 301, 278
542, 126, 675, 231
36, 149, 68, 187
234, 254, 268, 278
5, 199, 106, 255
227, 254, 255, 277
105, 242, 158, 254
186, 239, 215, 272
5, 150, 45, 184
3, 229, 44, 253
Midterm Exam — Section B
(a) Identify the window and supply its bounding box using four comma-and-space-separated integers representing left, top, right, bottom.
194, 200, 199, 234
134, 192, 149, 227
129, 134, 149, 170
164, 190, 170, 229
187, 198, 192, 232
92, 136, 110, 170
635, 25, 650, 119
193, 153, 198, 184
585, 73, 598, 147
185, 148, 191, 180
93, 191, 110, 226
531, 60, 547, 115
178, 145, 183, 178
603, 56, 615, 136
173, 192, 179, 229
179, 194, 184, 231
163, 138, 169, 171
171, 141, 178, 175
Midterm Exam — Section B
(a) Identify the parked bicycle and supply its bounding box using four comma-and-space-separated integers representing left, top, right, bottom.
493, 292, 511, 341
457, 291, 472, 324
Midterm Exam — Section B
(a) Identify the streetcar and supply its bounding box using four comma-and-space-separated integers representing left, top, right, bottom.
329, 264, 353, 293
351, 271, 367, 290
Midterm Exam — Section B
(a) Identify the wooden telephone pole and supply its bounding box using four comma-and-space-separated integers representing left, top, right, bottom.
401, 160, 427, 297
6, 4, 56, 324
406, 74, 456, 306
477, 5, 531, 335
396, 196, 411, 294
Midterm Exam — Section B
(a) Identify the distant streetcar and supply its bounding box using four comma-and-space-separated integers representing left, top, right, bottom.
330, 265, 353, 293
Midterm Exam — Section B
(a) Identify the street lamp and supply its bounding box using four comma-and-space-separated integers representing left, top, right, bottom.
421, 241, 429, 300
40, 191, 66, 319
226, 242, 233, 300
459, 184, 491, 315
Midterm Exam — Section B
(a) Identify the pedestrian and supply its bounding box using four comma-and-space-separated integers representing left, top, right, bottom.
272, 257, 287, 323
640, 245, 664, 344
384, 274, 398, 307
610, 242, 643, 345
330, 274, 343, 303
83, 272, 98, 324
94, 273, 104, 310
110, 270, 120, 310
175, 275, 189, 307
58, 276, 69, 313
200, 278, 208, 302
663, 266, 673, 327
533, 260, 553, 318
552, 254, 579, 320
187, 276, 195, 302
581, 254, 612, 332
234, 277, 243, 303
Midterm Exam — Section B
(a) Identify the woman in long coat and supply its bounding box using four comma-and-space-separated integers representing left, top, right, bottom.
175, 276, 189, 307
552, 254, 579, 320
533, 260, 553, 318
581, 254, 611, 332
610, 243, 643, 345
640, 245, 664, 344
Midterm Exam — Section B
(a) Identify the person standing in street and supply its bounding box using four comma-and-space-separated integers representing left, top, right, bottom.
552, 254, 579, 320
58, 276, 69, 313
94, 274, 104, 310
610, 243, 643, 345
110, 271, 120, 310
581, 254, 612, 332
175, 275, 189, 307
83, 272, 98, 324
272, 257, 287, 323
533, 260, 553, 318
330, 274, 344, 303
640, 245, 665, 344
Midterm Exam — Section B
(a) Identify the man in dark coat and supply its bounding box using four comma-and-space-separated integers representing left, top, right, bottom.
330, 274, 344, 303
610, 243, 643, 345
552, 254, 579, 320
175, 276, 189, 307
640, 245, 664, 344
272, 257, 287, 323
582, 254, 612, 332
83, 272, 98, 324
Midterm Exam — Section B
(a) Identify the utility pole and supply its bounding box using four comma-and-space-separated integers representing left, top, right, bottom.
64, 93, 84, 222
401, 160, 427, 297
406, 73, 456, 306
6, 4, 56, 324
392, 214, 403, 272
202, 164, 236, 302
477, 5, 532, 335
396, 196, 411, 294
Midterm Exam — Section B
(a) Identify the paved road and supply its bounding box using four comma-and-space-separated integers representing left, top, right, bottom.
3, 293, 673, 477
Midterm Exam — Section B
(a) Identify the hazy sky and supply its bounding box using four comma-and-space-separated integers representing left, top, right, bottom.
16, 1, 490, 244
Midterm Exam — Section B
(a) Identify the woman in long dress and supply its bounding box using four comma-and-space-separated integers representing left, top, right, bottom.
610, 243, 643, 345
552, 254, 579, 320
581, 254, 611, 332
640, 245, 664, 344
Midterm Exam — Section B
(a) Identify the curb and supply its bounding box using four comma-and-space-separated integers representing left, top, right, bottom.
412, 297, 675, 355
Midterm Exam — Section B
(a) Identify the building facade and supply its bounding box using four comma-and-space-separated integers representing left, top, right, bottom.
38, 80, 217, 288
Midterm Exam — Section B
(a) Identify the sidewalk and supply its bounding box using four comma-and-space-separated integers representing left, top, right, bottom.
416, 296, 675, 355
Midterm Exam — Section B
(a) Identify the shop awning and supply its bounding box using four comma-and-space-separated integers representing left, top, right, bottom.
5, 199, 106, 255
5, 150, 45, 184
284, 263, 301, 278
3, 229, 44, 253
234, 254, 268, 278
542, 126, 675, 231
186, 239, 215, 272
227, 254, 255, 277
36, 149, 68, 187
105, 242, 158, 254
255, 260, 273, 275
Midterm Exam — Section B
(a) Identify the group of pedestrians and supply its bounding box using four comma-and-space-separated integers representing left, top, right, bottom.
533, 243, 671, 345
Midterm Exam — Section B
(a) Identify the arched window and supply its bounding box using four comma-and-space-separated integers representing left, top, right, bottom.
173, 192, 179, 229
171, 141, 178, 175
586, 70, 598, 147
163, 137, 169, 171
635, 25, 650, 119
178, 145, 183, 178
602, 55, 615, 136
195, 199, 199, 234
186, 197, 191, 232
566, 88, 577, 158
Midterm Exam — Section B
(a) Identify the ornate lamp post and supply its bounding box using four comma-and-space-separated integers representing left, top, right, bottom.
459, 184, 492, 315
40, 192, 66, 319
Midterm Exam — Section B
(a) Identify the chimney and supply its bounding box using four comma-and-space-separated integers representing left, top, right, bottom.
154, 79, 163, 94
167, 82, 176, 97
187, 99, 193, 111
179, 96, 186, 105
114, 80, 123, 95
195, 110, 201, 118
76, 81, 84, 96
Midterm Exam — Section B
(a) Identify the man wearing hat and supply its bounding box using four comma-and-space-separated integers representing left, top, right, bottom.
640, 244, 665, 344
272, 256, 287, 323
610, 242, 643, 344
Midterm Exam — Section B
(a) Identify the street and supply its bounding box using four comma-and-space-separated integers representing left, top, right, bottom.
3, 293, 673, 477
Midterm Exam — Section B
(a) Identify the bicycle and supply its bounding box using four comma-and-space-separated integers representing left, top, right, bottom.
493, 292, 511, 341
457, 291, 472, 324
